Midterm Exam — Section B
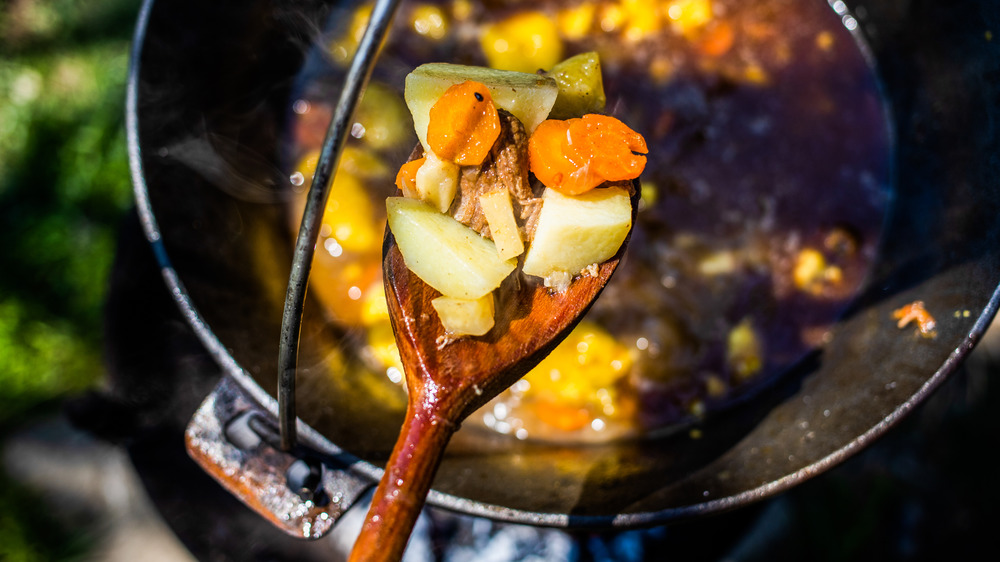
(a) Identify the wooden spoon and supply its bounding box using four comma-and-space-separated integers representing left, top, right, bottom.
348, 183, 639, 561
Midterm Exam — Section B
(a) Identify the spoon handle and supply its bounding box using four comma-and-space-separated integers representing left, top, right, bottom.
349, 404, 457, 561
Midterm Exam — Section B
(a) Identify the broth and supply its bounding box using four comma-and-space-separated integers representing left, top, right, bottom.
283, 0, 890, 443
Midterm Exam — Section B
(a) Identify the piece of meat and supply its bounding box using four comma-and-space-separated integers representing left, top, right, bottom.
449, 109, 542, 240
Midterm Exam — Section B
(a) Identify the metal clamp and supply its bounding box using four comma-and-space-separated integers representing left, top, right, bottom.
185, 376, 373, 539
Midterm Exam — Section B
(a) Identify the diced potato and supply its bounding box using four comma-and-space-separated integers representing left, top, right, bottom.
557, 4, 598, 40
386, 197, 516, 299
431, 294, 495, 336
665, 0, 714, 38
698, 250, 738, 276
478, 190, 524, 260
727, 317, 763, 381
524, 320, 631, 404
410, 5, 449, 40
359, 281, 389, 326
289, 157, 380, 255
414, 152, 459, 212
521, 186, 632, 279
322, 173, 380, 253
405, 63, 558, 150
545, 52, 607, 119
479, 11, 563, 73
366, 320, 404, 375
353, 82, 411, 150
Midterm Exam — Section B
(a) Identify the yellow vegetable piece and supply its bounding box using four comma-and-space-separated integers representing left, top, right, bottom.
793, 247, 843, 296
431, 294, 496, 336
290, 151, 381, 256
296, 146, 391, 188
329, 5, 373, 64
366, 320, 404, 375
480, 12, 564, 73
727, 317, 763, 381
621, 0, 662, 42
545, 52, 607, 120
478, 190, 524, 260
354, 83, 412, 150
665, 0, 714, 38
793, 248, 826, 289
743, 64, 770, 85
414, 152, 460, 213
360, 281, 390, 327
598, 3, 626, 33
557, 3, 597, 40
323, 172, 380, 254
521, 186, 633, 279
451, 0, 472, 21
338, 145, 392, 180
308, 253, 380, 327
411, 4, 449, 40
523, 320, 632, 410
386, 197, 516, 300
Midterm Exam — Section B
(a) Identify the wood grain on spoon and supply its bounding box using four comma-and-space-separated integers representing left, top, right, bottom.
348, 182, 638, 561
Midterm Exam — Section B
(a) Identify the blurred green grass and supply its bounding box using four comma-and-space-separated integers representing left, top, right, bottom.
2, 0, 139, 559
1, 0, 137, 427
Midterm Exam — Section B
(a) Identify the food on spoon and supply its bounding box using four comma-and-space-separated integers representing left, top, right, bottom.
529, 114, 648, 195
413, 152, 459, 212
477, 189, 524, 260
386, 196, 516, 300
426, 81, 501, 166
390, 58, 644, 338
353, 54, 643, 562
544, 51, 607, 119
521, 185, 633, 282
404, 63, 559, 150
431, 294, 496, 336
394, 156, 424, 199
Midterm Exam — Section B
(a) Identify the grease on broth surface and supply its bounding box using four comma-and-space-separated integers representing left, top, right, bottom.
284, 0, 890, 444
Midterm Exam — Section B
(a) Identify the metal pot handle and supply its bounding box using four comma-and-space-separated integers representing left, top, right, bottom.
185, 376, 373, 539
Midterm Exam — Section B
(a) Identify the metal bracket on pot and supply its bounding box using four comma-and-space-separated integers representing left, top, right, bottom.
185, 376, 373, 539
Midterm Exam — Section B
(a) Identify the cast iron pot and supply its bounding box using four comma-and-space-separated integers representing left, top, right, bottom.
127, 0, 1000, 539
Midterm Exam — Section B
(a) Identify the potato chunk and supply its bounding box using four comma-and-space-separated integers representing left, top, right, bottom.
431, 294, 495, 336
386, 197, 516, 299
405, 63, 558, 151
521, 186, 632, 279
478, 190, 524, 260
545, 52, 606, 119
414, 152, 459, 212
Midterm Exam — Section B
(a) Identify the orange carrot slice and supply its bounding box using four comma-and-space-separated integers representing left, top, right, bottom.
529, 114, 647, 195
534, 400, 592, 432
427, 81, 501, 166
698, 20, 735, 58
527, 119, 576, 190
567, 114, 647, 182
395, 157, 425, 198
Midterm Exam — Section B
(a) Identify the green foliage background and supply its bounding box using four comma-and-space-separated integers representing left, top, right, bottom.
1, 0, 140, 559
